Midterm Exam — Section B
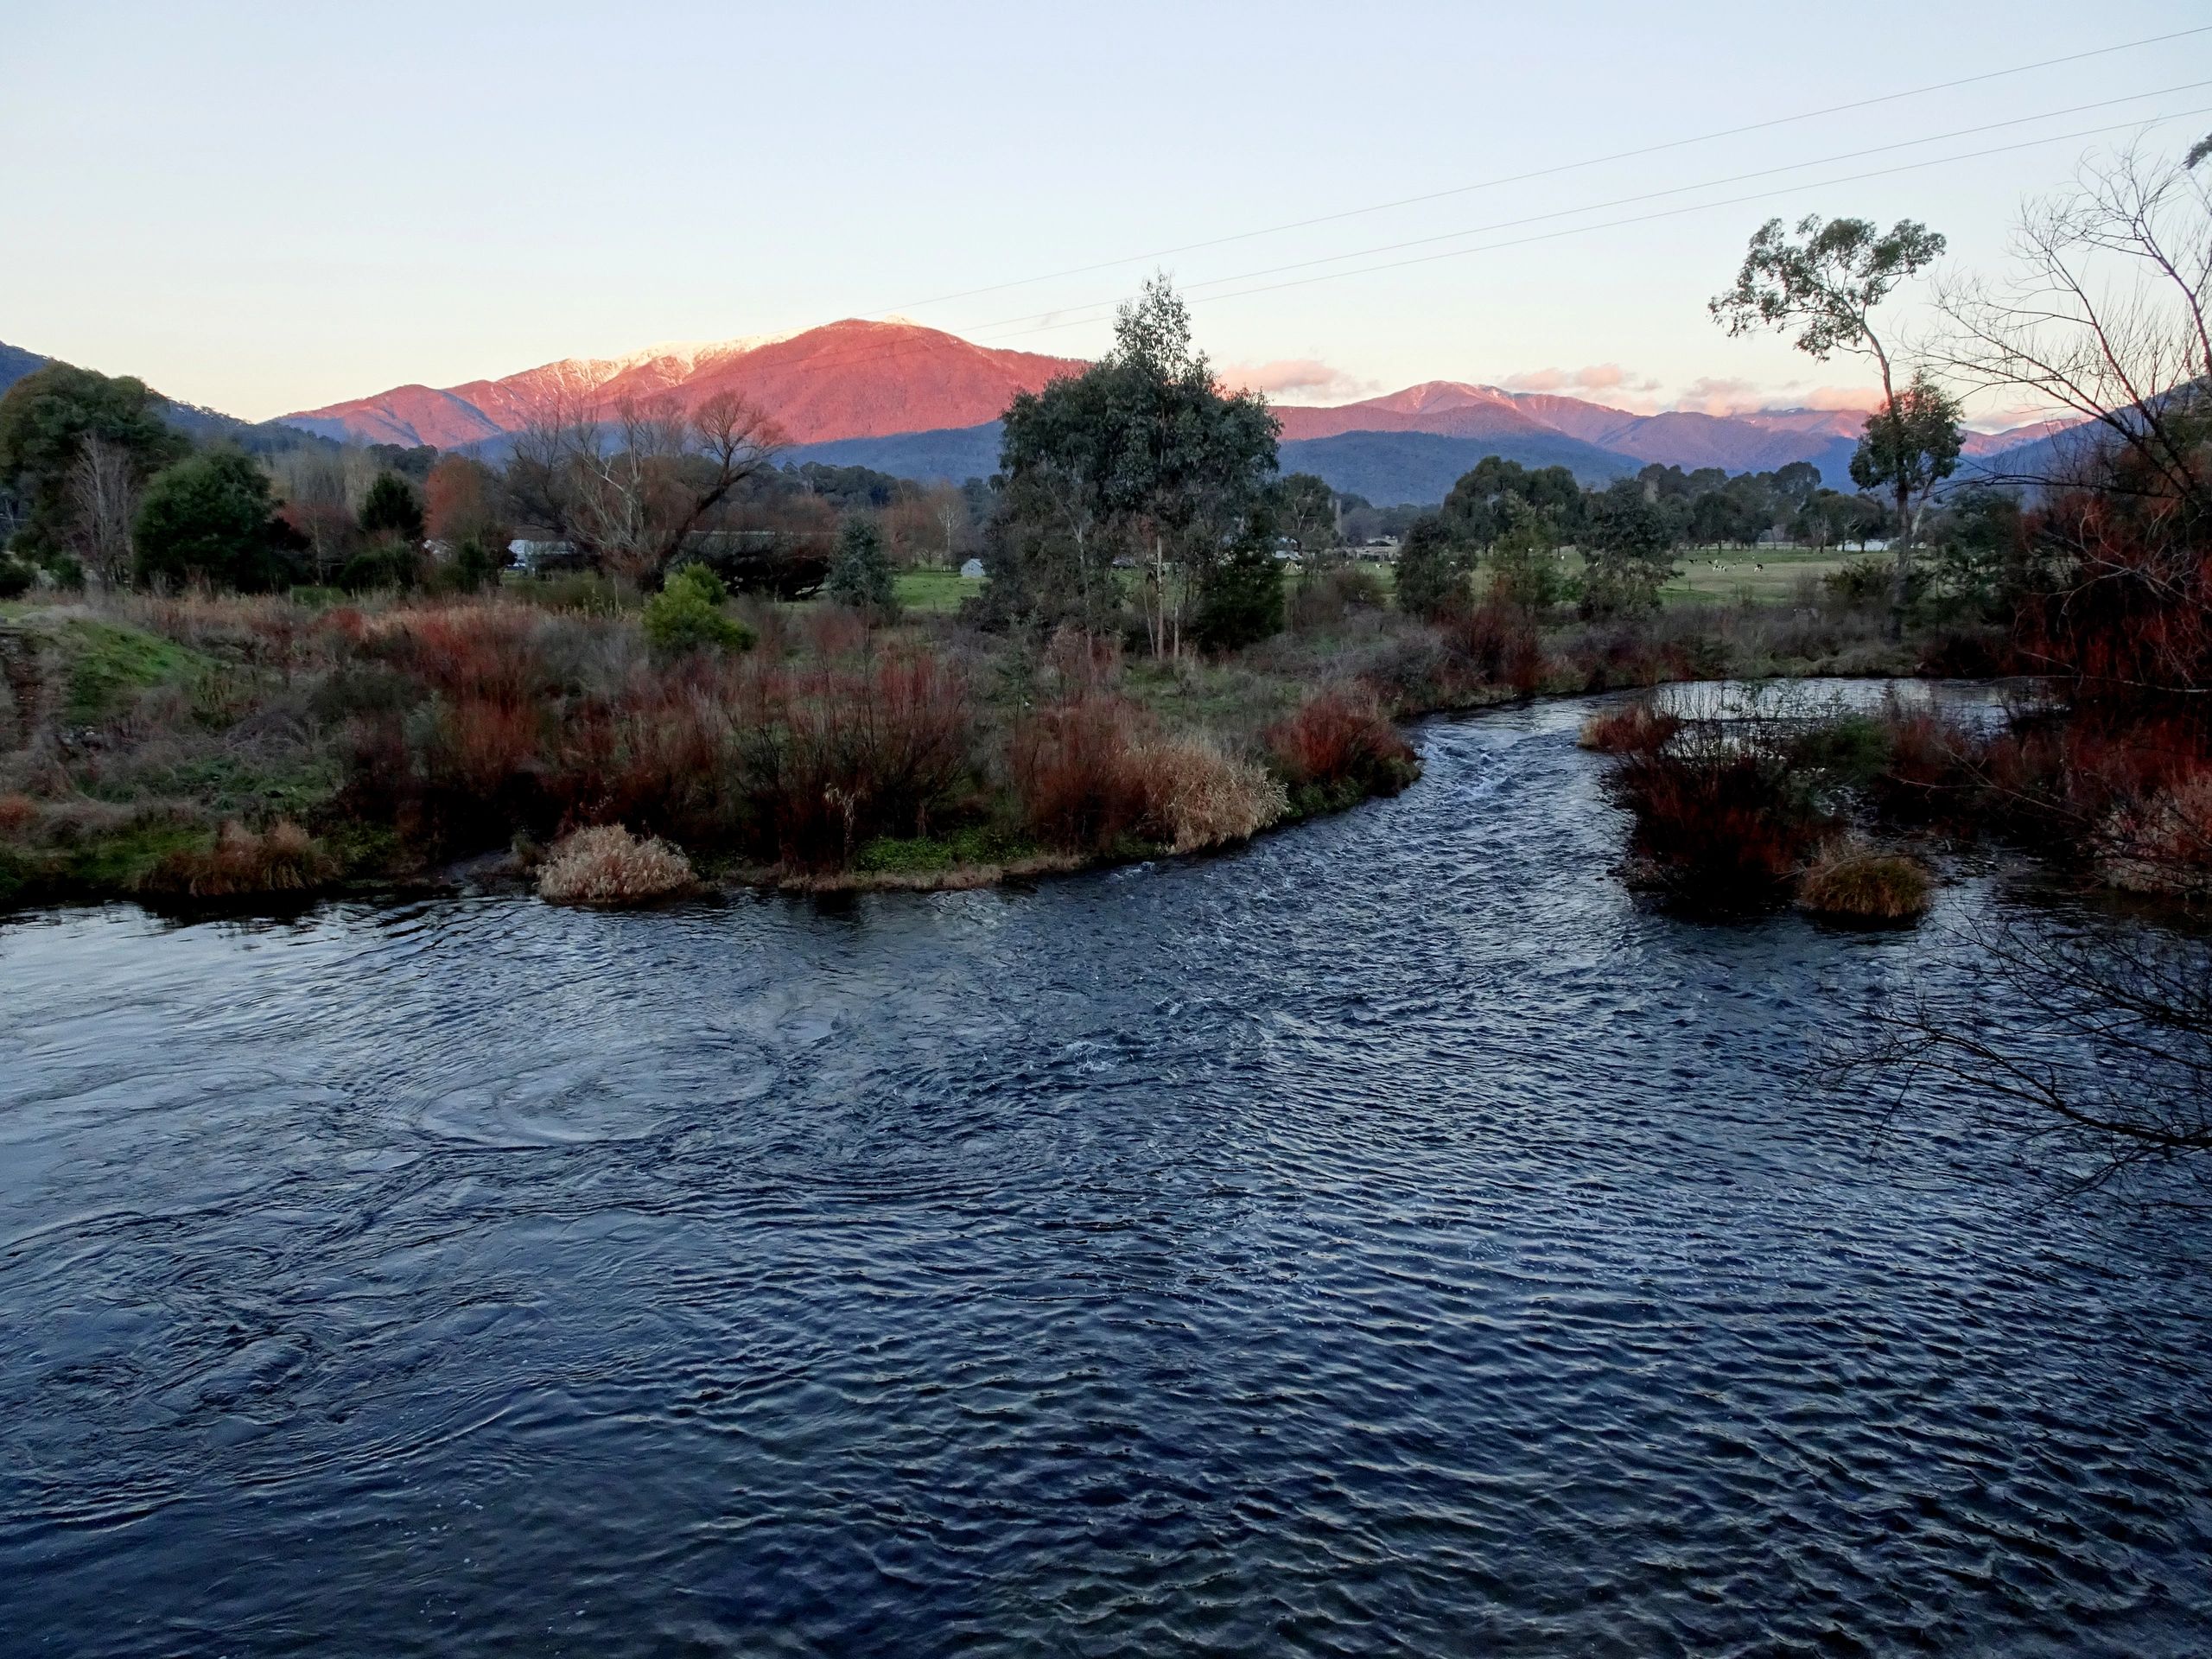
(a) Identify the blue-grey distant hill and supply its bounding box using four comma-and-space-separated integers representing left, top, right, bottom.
1, 340, 49, 398
783, 423, 1007, 482
779, 420, 1644, 501
0, 339, 332, 454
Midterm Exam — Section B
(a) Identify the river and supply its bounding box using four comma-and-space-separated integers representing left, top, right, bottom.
3, 690, 2208, 1656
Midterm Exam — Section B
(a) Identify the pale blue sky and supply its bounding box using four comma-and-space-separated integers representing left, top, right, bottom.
5, 1, 2209, 422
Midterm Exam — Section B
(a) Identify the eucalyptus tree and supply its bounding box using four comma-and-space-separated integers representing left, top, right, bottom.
996, 276, 1279, 658
1712, 213, 1951, 631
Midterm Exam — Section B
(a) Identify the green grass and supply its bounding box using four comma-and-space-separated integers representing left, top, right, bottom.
893, 569, 984, 613
85, 751, 343, 820
855, 824, 1035, 873
55, 619, 215, 721
1659, 546, 1856, 605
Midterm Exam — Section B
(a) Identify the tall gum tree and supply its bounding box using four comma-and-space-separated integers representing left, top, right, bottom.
1711, 214, 1950, 635
998, 276, 1278, 658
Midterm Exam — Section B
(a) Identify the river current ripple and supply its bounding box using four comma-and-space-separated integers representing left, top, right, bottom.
3, 692, 2209, 1656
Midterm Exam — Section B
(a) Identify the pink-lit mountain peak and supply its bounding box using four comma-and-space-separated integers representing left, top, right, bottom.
285, 318, 1087, 448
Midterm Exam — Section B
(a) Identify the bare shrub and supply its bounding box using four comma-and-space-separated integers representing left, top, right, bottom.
1266, 683, 1419, 801
1009, 696, 1152, 853
1042, 624, 1123, 696
2100, 764, 2212, 894
738, 652, 982, 869
1603, 713, 1835, 910
1288, 565, 1386, 632
537, 823, 696, 906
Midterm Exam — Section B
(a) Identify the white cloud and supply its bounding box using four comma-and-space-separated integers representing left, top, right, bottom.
1501, 363, 1660, 398
1217, 358, 1379, 404
1666, 378, 1880, 417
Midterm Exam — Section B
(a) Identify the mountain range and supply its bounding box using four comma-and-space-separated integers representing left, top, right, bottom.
3, 319, 2065, 505
280, 319, 2061, 500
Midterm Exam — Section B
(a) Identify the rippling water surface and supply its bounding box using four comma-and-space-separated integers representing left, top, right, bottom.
4, 693, 2209, 1656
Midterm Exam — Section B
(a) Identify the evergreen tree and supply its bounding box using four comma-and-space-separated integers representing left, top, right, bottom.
1393, 514, 1472, 619
0, 363, 187, 565
1192, 542, 1285, 648
1580, 480, 1679, 616
359, 470, 424, 542
133, 451, 288, 590
827, 516, 899, 618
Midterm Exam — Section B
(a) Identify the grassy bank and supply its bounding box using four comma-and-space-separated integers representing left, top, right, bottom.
0, 579, 1942, 912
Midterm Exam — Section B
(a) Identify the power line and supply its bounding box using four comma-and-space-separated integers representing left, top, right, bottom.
566, 98, 2205, 427
876, 24, 2212, 317
960, 81, 2212, 337
973, 105, 2212, 342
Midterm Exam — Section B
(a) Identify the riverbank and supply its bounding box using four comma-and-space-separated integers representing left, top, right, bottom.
0, 582, 1954, 912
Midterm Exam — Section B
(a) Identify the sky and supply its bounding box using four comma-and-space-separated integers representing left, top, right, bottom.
5, 1, 2210, 425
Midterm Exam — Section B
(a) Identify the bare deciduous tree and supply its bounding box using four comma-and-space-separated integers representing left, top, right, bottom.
270, 446, 356, 582
1930, 138, 2211, 517
1848, 912, 2212, 1199
67, 435, 138, 587
512, 378, 782, 582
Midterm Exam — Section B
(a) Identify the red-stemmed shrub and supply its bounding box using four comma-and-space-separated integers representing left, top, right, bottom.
1603, 719, 1834, 910
1009, 696, 1152, 854
1578, 701, 1683, 754
1265, 683, 1419, 807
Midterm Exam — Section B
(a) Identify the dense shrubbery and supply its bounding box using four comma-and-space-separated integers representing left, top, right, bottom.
138, 819, 338, 899
1602, 710, 1836, 911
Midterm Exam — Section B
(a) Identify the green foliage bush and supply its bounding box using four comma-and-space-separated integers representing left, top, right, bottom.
644, 565, 754, 656
338, 541, 423, 594
1485, 501, 1564, 610
134, 450, 289, 590
1191, 544, 1284, 649
451, 535, 501, 593
0, 556, 33, 599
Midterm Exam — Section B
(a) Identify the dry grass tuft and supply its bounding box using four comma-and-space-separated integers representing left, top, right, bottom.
537, 823, 696, 906
1796, 840, 1933, 923
1135, 737, 1288, 853
140, 818, 339, 899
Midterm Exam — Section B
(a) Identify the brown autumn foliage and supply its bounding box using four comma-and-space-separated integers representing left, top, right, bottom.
1266, 683, 1420, 802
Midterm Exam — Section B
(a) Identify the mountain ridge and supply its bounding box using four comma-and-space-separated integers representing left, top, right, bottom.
285, 320, 1087, 450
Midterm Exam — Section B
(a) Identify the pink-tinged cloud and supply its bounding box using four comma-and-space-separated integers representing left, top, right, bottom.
1669, 378, 1881, 417
1502, 363, 1659, 396
1217, 359, 1377, 403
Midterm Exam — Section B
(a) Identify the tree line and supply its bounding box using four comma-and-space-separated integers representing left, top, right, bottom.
0, 360, 993, 603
